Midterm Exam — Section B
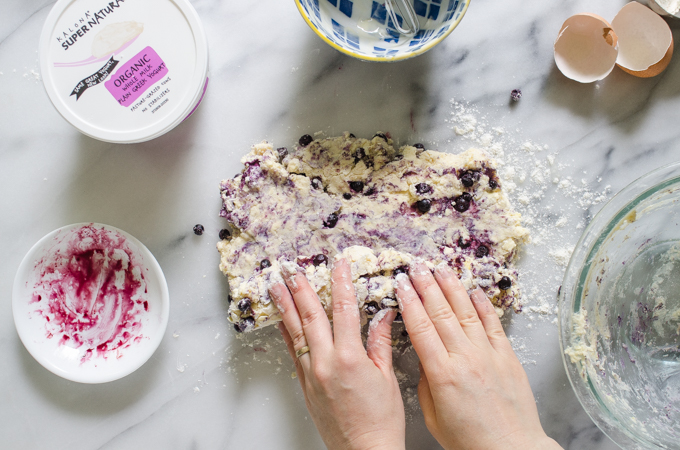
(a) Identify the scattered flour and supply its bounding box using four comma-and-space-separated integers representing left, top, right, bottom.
549, 246, 575, 267
445, 98, 611, 363
201, 98, 614, 425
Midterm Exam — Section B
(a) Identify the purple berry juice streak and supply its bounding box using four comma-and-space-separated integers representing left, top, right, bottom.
31, 225, 148, 362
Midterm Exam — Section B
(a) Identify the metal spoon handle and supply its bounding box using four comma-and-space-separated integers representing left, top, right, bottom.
385, 0, 420, 35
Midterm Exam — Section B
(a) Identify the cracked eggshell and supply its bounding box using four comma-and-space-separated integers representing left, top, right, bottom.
554, 14, 619, 83
612, 1, 674, 78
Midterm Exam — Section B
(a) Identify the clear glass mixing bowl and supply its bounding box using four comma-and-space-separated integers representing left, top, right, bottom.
559, 162, 680, 449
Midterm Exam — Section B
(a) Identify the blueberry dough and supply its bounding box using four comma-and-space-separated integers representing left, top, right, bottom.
218, 133, 529, 333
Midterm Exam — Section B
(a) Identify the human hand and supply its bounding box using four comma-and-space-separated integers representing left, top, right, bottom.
269, 258, 405, 450
395, 262, 561, 450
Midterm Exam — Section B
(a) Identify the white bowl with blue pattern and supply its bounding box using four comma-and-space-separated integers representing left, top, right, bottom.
295, 0, 470, 61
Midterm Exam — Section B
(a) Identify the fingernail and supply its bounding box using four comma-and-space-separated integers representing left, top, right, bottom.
369, 308, 391, 330
409, 260, 431, 278
267, 284, 286, 312
333, 257, 347, 269
470, 288, 488, 305
434, 262, 454, 279
395, 272, 411, 290
394, 273, 413, 310
278, 258, 302, 289
279, 259, 299, 279
268, 269, 285, 287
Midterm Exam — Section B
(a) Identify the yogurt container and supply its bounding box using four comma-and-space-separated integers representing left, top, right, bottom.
40, 0, 209, 143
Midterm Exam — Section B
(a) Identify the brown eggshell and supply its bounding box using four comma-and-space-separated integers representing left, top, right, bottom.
612, 1, 674, 78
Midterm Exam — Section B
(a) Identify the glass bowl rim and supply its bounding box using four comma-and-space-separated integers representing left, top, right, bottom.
558, 160, 680, 450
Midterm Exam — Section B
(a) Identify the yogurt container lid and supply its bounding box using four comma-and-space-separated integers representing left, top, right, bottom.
40, 0, 208, 143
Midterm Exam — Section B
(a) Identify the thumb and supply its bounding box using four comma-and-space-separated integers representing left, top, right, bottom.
366, 308, 397, 371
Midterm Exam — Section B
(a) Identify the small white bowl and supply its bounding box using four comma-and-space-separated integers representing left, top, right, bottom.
13, 223, 169, 384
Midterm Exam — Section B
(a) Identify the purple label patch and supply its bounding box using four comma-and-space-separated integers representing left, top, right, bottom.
105, 46, 168, 107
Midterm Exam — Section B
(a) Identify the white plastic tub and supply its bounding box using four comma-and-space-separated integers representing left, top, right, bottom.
40, 0, 209, 143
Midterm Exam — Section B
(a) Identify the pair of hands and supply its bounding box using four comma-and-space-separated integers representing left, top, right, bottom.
268, 259, 561, 450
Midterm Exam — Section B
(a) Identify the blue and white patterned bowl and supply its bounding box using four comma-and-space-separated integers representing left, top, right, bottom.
295, 0, 470, 62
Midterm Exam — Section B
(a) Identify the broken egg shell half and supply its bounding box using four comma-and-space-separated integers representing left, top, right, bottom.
612, 1, 674, 78
554, 14, 619, 83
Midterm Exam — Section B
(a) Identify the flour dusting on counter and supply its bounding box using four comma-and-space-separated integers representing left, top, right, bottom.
447, 99, 611, 321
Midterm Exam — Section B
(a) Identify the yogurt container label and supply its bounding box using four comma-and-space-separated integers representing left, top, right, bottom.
40, 0, 208, 143
104, 46, 168, 108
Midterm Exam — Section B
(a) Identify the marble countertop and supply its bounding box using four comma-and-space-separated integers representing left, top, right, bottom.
2, 0, 679, 448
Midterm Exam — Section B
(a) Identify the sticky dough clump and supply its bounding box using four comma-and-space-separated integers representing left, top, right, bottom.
217, 133, 529, 332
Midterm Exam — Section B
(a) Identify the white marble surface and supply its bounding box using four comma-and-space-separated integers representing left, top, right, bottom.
2, 0, 680, 448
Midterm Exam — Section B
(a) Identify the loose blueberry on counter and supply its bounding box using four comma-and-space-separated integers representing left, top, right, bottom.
260, 259, 271, 269
238, 298, 252, 312
498, 276, 512, 290
415, 199, 432, 213
476, 245, 489, 258
193, 224, 205, 235
277, 147, 288, 160
453, 192, 472, 212
349, 181, 364, 192
235, 317, 255, 333
373, 133, 388, 141
460, 171, 476, 188
311, 177, 323, 190
312, 254, 328, 266
413, 143, 425, 149
510, 89, 522, 102
364, 302, 380, 316
299, 134, 313, 147
415, 182, 433, 194
343, 193, 352, 200
489, 179, 499, 190
324, 212, 339, 228
219, 229, 231, 240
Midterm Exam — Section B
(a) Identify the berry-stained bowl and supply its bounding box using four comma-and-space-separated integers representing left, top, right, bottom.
559, 162, 680, 449
13, 223, 169, 384
294, 0, 470, 62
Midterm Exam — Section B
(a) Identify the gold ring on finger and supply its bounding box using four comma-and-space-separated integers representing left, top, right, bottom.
295, 345, 310, 359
